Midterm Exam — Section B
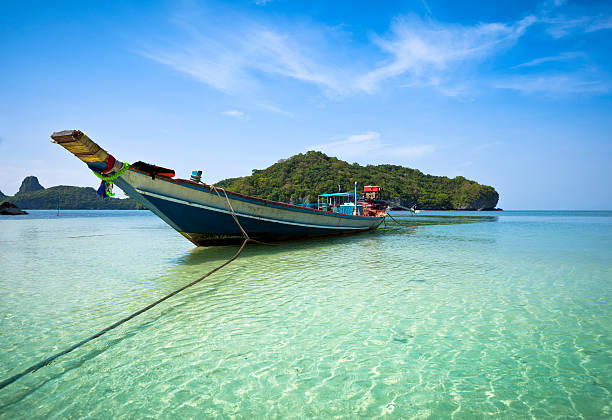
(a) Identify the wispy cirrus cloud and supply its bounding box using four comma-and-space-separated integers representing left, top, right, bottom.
142, 20, 348, 97
586, 15, 612, 32
542, 14, 612, 38
511, 51, 585, 69
311, 131, 436, 161
493, 73, 610, 95
141, 2, 611, 100
142, 10, 538, 99
222, 110, 246, 119
357, 14, 536, 94
257, 103, 294, 117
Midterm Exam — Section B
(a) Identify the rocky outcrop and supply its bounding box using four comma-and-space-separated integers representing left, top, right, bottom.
17, 176, 44, 195
387, 193, 498, 211
7, 179, 141, 210
386, 198, 416, 210
455, 189, 499, 211
0, 189, 6, 200
0, 202, 28, 215
2, 175, 145, 210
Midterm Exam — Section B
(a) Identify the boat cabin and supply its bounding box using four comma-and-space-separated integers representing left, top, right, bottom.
316, 192, 362, 215
312, 186, 388, 217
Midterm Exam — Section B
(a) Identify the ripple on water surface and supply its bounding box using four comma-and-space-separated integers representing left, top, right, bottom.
0, 210, 611, 418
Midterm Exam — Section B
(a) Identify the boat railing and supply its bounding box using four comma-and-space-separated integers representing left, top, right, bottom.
297, 203, 346, 213
294, 192, 370, 215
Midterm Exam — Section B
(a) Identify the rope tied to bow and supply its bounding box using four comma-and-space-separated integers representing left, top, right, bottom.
92, 161, 130, 198
91, 162, 130, 182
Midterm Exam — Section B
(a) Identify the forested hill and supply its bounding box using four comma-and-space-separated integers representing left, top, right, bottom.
1, 176, 141, 210
215, 151, 499, 210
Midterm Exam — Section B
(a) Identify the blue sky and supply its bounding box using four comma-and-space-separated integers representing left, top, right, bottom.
1, 0, 611, 209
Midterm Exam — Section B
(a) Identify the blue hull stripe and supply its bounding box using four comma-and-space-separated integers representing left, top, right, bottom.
143, 194, 373, 237
128, 168, 374, 221
136, 189, 369, 231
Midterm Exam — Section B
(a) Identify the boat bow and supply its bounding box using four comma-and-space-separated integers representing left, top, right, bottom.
51, 130, 386, 246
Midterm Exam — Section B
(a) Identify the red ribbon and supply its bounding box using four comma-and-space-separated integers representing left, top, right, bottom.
102, 155, 116, 174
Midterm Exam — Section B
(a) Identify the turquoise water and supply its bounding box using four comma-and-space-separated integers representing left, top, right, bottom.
0, 210, 610, 418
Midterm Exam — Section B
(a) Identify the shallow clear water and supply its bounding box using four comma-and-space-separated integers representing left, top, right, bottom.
0, 210, 610, 418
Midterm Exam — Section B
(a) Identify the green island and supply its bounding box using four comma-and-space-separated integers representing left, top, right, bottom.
0, 176, 141, 210
2, 153, 499, 210
216, 151, 499, 210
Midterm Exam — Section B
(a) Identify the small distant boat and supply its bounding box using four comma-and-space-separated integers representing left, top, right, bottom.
51, 130, 387, 246
410, 205, 421, 215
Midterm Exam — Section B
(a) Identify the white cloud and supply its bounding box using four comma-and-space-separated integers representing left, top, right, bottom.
472, 141, 503, 154
543, 14, 612, 38
311, 131, 436, 161
222, 110, 246, 119
543, 16, 591, 38
586, 15, 612, 33
357, 15, 536, 94
257, 103, 294, 117
142, 22, 347, 97
511, 51, 585, 69
143, 11, 539, 99
493, 73, 610, 94
247, 29, 347, 96
314, 131, 383, 156
142, 4, 611, 100
420, 0, 432, 16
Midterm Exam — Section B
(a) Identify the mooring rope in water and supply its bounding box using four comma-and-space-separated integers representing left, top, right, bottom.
385, 212, 405, 225
1, 186, 267, 391
0, 238, 251, 391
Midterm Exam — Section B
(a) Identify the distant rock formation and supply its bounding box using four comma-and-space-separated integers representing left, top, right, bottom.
3, 176, 142, 210
455, 193, 499, 211
0, 202, 28, 215
17, 176, 44, 195
0, 189, 5, 200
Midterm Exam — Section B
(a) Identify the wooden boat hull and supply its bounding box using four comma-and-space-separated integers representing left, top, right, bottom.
50, 129, 385, 246
116, 169, 384, 246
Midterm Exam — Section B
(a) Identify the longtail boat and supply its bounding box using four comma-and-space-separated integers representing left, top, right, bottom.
51, 130, 387, 246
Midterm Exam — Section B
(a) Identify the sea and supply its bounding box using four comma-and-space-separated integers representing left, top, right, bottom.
0, 210, 610, 418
